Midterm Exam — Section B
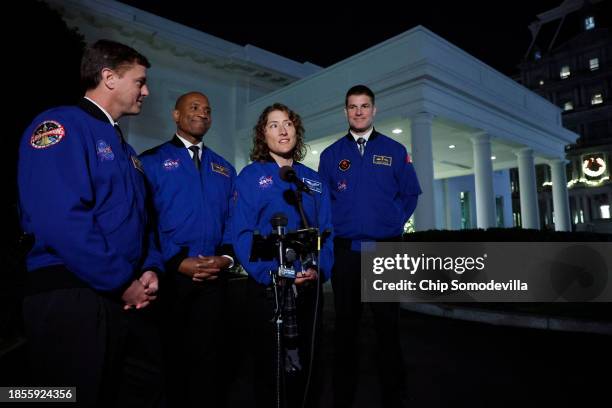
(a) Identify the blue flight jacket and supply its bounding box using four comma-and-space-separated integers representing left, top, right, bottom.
232, 161, 334, 286
17, 98, 162, 292
139, 136, 236, 267
318, 130, 422, 243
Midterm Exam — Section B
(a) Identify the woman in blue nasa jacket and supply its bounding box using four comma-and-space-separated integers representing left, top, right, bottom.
232, 103, 333, 407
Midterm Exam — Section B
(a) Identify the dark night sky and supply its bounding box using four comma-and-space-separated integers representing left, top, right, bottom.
119, 1, 562, 76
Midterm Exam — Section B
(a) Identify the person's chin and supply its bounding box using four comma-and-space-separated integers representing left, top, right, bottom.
191, 125, 206, 135
272, 148, 293, 158
129, 105, 143, 114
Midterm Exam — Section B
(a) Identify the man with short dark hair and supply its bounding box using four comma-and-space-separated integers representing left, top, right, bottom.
18, 39, 163, 407
319, 84, 422, 408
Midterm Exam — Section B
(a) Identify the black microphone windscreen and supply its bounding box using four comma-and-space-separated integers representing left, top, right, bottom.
279, 166, 296, 182
270, 212, 288, 228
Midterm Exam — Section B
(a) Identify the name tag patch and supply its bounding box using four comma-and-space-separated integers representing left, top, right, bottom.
131, 156, 144, 173
302, 178, 322, 193
373, 155, 392, 166
211, 162, 230, 177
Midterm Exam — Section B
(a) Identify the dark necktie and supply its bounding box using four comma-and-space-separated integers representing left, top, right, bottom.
357, 137, 366, 157
188, 145, 201, 170
113, 123, 125, 143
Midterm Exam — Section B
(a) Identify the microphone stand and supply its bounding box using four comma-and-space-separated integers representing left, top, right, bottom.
294, 187, 310, 229
270, 214, 292, 408
251, 205, 324, 408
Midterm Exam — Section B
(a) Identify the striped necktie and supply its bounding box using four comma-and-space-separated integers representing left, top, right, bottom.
357, 137, 366, 156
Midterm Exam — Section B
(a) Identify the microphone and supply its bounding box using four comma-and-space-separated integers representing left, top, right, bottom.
270, 212, 288, 236
279, 166, 310, 193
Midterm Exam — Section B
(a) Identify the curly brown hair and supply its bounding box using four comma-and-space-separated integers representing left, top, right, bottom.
250, 103, 307, 162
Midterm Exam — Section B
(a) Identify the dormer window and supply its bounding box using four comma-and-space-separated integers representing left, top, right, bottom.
560, 65, 571, 79
591, 93, 603, 105
585, 16, 595, 30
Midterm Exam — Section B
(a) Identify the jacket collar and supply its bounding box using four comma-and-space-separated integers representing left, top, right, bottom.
344, 128, 379, 143
170, 134, 207, 152
78, 97, 112, 124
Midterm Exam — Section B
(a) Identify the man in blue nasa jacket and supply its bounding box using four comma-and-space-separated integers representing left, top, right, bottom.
318, 85, 422, 408
17, 40, 163, 407
139, 91, 236, 407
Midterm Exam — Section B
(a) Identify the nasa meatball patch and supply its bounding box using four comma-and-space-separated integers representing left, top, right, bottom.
96, 140, 115, 161
163, 158, 180, 171
258, 175, 273, 189
30, 120, 65, 149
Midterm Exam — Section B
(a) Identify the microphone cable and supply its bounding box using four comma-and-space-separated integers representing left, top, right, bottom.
301, 178, 322, 408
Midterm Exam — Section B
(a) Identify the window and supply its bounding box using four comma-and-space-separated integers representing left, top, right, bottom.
563, 101, 574, 111
589, 58, 599, 71
460, 191, 471, 229
560, 65, 571, 79
573, 211, 578, 225
585, 16, 595, 30
496, 196, 505, 227
513, 212, 521, 228
534, 50, 542, 60
591, 93, 603, 105
601, 205, 610, 219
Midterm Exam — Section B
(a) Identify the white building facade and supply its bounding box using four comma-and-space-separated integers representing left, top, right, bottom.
49, 0, 579, 232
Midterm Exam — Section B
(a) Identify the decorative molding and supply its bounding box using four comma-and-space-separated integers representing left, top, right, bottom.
51, 1, 298, 87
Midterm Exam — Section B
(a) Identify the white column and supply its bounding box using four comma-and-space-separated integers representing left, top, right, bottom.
411, 112, 436, 231
470, 132, 496, 229
549, 159, 571, 231
515, 148, 541, 229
